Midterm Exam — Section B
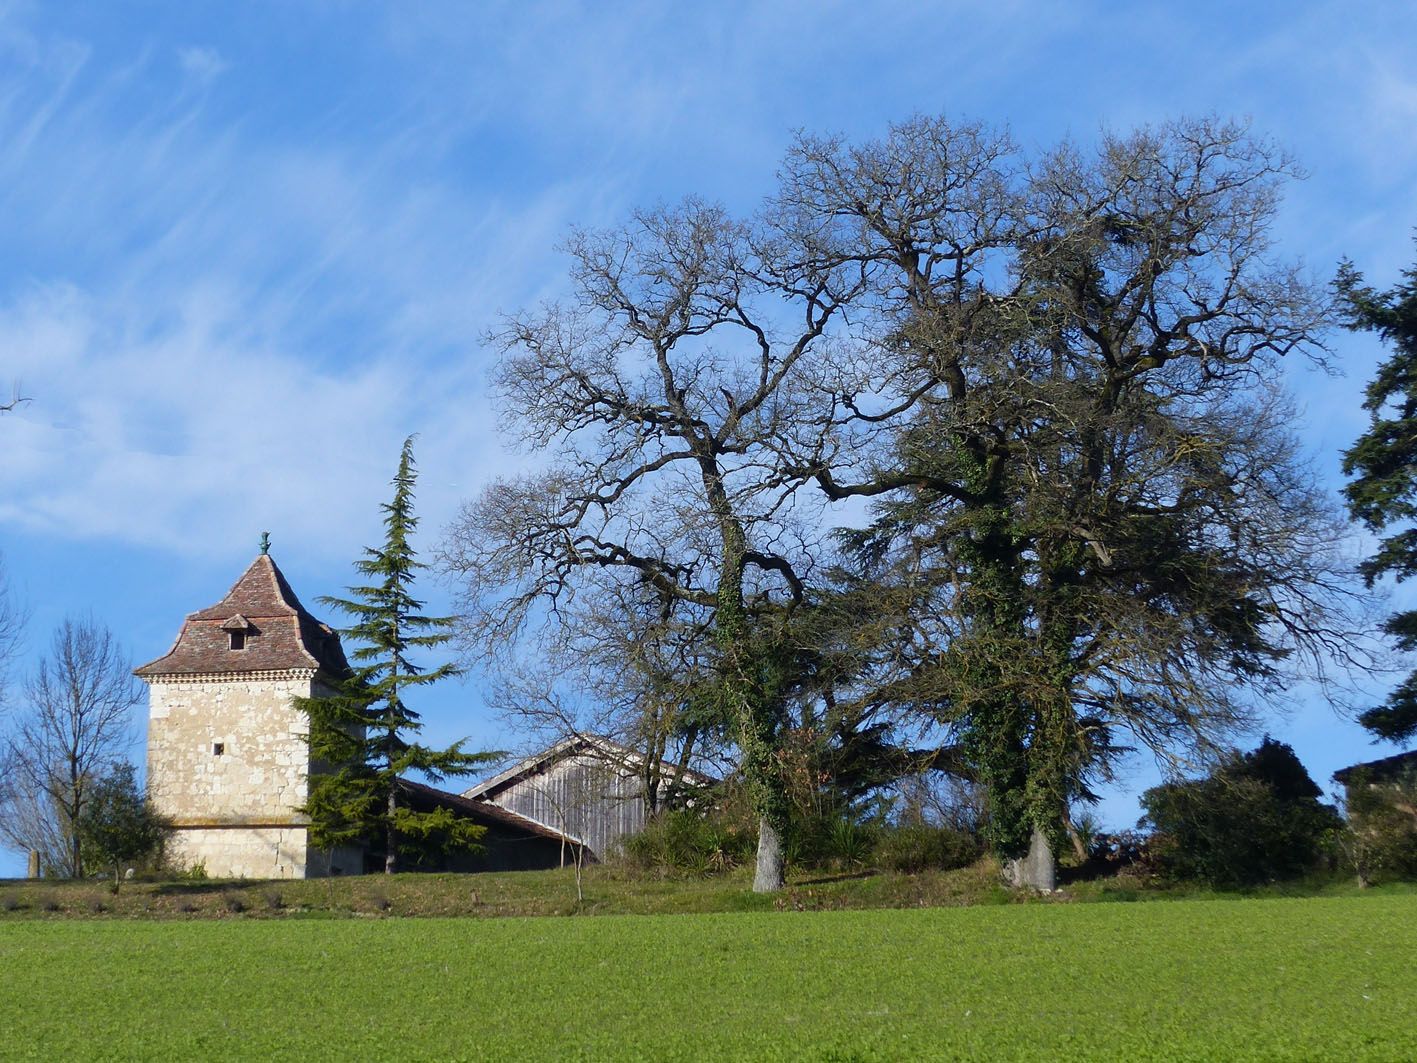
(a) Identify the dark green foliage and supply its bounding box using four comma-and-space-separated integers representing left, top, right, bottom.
623, 805, 982, 877
1342, 767, 1417, 885
620, 809, 757, 876
298, 437, 499, 872
819, 120, 1345, 865
873, 825, 982, 874
782, 811, 878, 870
1140, 737, 1342, 887
75, 762, 169, 891
1340, 246, 1417, 744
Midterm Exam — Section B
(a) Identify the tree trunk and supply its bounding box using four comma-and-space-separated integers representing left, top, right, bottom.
1004, 826, 1056, 891
69, 754, 83, 879
753, 814, 784, 893
1065, 817, 1088, 862
385, 785, 397, 875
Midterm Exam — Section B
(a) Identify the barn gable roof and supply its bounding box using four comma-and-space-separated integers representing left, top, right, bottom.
395, 778, 585, 846
134, 553, 350, 679
460, 734, 716, 803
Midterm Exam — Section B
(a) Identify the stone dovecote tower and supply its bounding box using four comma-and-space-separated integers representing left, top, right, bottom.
135, 550, 363, 878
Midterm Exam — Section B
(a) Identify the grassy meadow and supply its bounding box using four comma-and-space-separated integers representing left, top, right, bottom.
1, 891, 1414, 1060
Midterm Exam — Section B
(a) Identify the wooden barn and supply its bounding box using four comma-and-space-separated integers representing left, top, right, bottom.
461, 736, 715, 862
384, 780, 580, 872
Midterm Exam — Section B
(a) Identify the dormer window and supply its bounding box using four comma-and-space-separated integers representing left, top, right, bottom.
221, 614, 253, 652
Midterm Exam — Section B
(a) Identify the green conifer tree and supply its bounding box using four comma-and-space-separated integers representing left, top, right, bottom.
299, 436, 498, 872
1341, 245, 1417, 745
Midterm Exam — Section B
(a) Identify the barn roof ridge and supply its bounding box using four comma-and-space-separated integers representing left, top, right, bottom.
395, 777, 585, 846
460, 733, 716, 803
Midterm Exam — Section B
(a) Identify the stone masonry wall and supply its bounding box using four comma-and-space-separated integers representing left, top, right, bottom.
165, 826, 312, 879
147, 671, 334, 878
162, 828, 364, 879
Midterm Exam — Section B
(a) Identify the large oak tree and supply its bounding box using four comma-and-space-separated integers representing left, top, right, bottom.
442, 202, 868, 891
785, 118, 1362, 878
447, 117, 1366, 890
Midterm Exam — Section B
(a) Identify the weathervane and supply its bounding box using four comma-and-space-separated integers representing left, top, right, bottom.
259, 531, 271, 556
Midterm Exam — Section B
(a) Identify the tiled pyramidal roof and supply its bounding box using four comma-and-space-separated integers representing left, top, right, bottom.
134, 554, 350, 679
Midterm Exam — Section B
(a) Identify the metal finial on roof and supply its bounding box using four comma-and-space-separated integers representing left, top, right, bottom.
259, 531, 270, 556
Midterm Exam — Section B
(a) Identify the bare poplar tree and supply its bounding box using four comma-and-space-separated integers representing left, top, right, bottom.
0, 617, 140, 877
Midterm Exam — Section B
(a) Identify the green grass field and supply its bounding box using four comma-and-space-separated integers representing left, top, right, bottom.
1, 893, 1413, 1061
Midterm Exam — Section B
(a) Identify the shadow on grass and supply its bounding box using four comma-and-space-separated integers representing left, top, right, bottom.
793, 869, 879, 887
151, 881, 259, 896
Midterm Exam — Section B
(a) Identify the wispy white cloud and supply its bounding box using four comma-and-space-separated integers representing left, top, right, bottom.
0, 22, 594, 560
176, 45, 227, 85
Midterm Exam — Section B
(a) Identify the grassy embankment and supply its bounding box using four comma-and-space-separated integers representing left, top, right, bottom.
0, 861, 1006, 919
1, 892, 1414, 1060
4, 859, 1407, 920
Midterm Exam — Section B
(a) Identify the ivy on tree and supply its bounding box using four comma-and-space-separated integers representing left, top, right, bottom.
299, 436, 498, 873
445, 116, 1364, 893
1341, 245, 1417, 745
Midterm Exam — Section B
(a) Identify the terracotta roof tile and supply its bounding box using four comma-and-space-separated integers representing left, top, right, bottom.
135, 554, 350, 679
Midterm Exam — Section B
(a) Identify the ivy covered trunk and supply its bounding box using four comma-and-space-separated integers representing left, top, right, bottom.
716, 516, 790, 893
951, 446, 1080, 888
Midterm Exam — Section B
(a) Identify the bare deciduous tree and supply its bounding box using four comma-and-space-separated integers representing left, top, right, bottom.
0, 382, 27, 415
482, 583, 725, 816
444, 116, 1372, 894
783, 117, 1370, 885
0, 617, 141, 877
0, 555, 24, 714
442, 201, 869, 891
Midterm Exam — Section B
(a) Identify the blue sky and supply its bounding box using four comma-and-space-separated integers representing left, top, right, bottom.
1, 1, 1415, 874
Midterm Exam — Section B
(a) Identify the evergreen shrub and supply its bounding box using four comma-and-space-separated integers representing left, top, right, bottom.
874, 824, 982, 874
1342, 767, 1417, 885
1140, 737, 1342, 888
620, 809, 756, 876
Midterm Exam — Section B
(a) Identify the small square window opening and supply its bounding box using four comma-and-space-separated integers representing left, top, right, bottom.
212, 742, 225, 756
229, 630, 246, 651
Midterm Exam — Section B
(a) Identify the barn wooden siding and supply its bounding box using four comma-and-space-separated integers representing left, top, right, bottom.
489, 754, 648, 860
